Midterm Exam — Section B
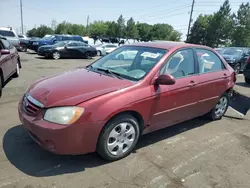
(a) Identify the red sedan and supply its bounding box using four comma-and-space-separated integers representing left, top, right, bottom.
18, 42, 236, 161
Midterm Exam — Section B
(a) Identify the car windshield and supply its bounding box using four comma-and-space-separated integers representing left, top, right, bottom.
222, 48, 243, 56
88, 46, 167, 81
0, 30, 15, 37
53, 41, 68, 47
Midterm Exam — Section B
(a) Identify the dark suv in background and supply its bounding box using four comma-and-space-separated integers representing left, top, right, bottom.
218, 47, 250, 74
243, 56, 250, 84
29, 35, 86, 52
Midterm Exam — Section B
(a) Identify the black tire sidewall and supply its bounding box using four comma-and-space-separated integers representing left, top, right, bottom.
97, 115, 140, 161
210, 93, 229, 120
245, 77, 250, 84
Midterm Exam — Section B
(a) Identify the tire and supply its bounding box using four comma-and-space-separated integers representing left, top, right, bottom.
97, 114, 140, 161
97, 51, 102, 56
245, 77, 250, 84
207, 93, 229, 120
0, 74, 2, 98
234, 63, 241, 74
20, 45, 27, 52
13, 60, 20, 78
52, 51, 61, 60
85, 51, 92, 59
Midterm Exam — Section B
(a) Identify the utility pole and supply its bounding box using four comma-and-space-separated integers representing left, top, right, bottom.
20, 0, 24, 34
186, 0, 195, 41
86, 15, 90, 36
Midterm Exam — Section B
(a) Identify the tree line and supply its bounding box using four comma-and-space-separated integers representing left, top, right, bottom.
27, 15, 182, 42
187, 0, 250, 47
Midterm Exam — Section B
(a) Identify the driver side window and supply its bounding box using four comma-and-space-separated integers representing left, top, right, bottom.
160, 49, 195, 79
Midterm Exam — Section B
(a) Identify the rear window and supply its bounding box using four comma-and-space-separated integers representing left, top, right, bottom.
0, 30, 15, 37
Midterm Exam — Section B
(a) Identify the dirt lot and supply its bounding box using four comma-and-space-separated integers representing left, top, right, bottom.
0, 52, 250, 188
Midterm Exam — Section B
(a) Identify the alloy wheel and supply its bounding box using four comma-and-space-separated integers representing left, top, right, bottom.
215, 96, 228, 117
53, 52, 60, 60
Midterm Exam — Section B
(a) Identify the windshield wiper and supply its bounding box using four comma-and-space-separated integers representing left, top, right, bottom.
96, 67, 124, 79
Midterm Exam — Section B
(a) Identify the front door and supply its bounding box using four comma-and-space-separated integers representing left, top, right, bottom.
150, 48, 201, 132
65, 42, 79, 58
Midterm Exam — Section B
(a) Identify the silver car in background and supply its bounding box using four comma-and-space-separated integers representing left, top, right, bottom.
95, 43, 118, 56
0, 27, 20, 51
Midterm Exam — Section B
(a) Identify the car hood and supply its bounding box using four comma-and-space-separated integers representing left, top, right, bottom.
27, 68, 134, 107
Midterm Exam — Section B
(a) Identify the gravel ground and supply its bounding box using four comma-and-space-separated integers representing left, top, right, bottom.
0, 52, 250, 188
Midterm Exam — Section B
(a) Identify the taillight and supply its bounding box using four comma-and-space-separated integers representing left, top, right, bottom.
18, 41, 20, 47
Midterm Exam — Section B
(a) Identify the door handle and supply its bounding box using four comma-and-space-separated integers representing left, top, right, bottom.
223, 73, 227, 79
189, 80, 197, 87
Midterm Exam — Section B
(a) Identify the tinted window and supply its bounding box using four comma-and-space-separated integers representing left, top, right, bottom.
160, 49, 195, 78
0, 30, 15, 37
67, 42, 77, 47
196, 49, 225, 73
222, 48, 243, 56
90, 46, 167, 81
1, 39, 10, 49
77, 42, 88, 47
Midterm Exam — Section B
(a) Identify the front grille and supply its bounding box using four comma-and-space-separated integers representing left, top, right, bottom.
22, 96, 42, 116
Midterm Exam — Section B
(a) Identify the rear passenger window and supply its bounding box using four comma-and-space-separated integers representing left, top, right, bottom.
196, 49, 225, 73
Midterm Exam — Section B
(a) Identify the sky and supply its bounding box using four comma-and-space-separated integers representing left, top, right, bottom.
0, 0, 249, 41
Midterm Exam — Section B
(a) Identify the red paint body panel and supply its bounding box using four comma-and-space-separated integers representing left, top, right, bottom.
18, 42, 236, 155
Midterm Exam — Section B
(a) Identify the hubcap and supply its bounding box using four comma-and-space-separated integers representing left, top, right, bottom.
107, 123, 136, 156
53, 52, 60, 60
215, 96, 228, 117
235, 64, 240, 74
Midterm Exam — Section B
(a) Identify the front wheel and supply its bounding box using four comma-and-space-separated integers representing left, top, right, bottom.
20, 45, 27, 52
97, 114, 140, 161
52, 51, 61, 60
245, 77, 250, 84
208, 93, 229, 120
85, 51, 92, 59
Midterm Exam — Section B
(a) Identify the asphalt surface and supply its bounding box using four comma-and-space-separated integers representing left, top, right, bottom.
0, 52, 250, 188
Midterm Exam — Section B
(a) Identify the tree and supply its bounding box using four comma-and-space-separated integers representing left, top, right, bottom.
89, 21, 108, 37
231, 2, 250, 47
137, 22, 152, 41
125, 17, 138, 39
26, 25, 54, 38
117, 15, 126, 38
54, 21, 86, 36
106, 21, 118, 37
150, 23, 181, 41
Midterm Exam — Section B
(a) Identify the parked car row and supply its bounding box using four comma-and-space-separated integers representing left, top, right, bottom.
0, 27, 21, 51
0, 35, 21, 97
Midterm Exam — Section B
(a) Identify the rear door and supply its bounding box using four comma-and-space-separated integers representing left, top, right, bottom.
194, 48, 230, 115
65, 42, 79, 58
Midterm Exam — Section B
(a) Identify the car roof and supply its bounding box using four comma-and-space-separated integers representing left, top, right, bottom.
124, 41, 211, 50
0, 27, 14, 31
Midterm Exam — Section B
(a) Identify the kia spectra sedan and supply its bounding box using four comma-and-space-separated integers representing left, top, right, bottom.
18, 42, 236, 161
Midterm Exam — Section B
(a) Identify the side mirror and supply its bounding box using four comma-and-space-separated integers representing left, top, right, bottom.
154, 74, 176, 85
0, 49, 10, 55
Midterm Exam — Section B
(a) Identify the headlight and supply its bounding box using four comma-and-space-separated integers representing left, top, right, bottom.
44, 106, 84, 125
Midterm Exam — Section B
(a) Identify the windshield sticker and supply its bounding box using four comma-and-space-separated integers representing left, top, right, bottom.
141, 52, 160, 59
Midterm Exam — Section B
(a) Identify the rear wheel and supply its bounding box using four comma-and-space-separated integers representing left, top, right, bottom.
234, 63, 241, 74
0, 73, 2, 98
207, 93, 229, 120
97, 114, 140, 161
13, 60, 20, 78
52, 51, 61, 60
85, 51, 92, 59
245, 77, 250, 84
20, 45, 27, 52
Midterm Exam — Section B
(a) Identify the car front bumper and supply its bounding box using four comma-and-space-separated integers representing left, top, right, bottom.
18, 101, 104, 155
